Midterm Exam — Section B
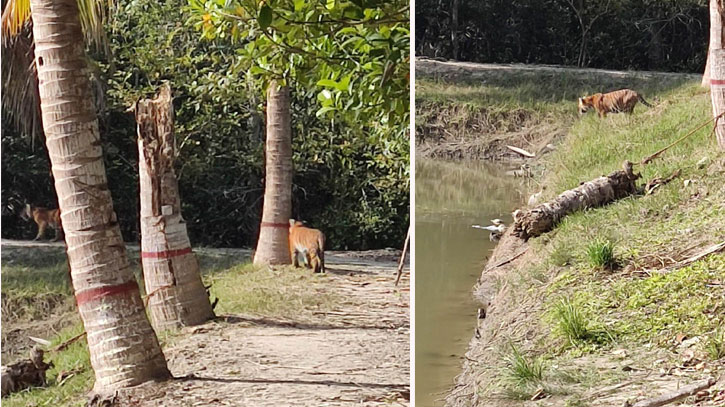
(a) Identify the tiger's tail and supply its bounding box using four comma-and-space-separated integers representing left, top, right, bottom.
638, 94, 653, 108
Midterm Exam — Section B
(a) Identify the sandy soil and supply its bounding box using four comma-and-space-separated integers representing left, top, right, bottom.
1, 240, 410, 406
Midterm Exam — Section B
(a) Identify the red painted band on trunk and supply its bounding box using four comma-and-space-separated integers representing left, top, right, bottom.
260, 222, 289, 228
141, 247, 192, 259
711, 79, 725, 85
75, 280, 139, 306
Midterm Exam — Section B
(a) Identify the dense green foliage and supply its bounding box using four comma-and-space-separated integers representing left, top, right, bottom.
1, 0, 409, 249
189, 0, 410, 133
416, 0, 708, 72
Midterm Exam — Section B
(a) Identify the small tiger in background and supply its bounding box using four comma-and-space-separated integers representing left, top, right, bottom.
289, 219, 326, 273
578, 89, 653, 118
20, 204, 63, 241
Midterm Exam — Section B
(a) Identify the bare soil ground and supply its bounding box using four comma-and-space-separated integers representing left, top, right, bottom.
416, 58, 701, 82
1, 240, 410, 406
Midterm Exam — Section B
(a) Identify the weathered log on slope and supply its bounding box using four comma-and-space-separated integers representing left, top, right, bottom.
513, 161, 639, 240
1, 347, 52, 397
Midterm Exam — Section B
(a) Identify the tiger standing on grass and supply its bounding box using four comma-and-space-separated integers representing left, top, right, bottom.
578, 89, 653, 118
289, 219, 326, 274
20, 204, 63, 242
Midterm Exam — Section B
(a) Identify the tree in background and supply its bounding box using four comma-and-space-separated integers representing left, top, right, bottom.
254, 81, 294, 265
703, 0, 724, 87
708, 0, 725, 149
2, 0, 170, 395
2, 0, 410, 251
562, 0, 612, 67
451, 0, 459, 60
416, 0, 707, 73
190, 0, 409, 260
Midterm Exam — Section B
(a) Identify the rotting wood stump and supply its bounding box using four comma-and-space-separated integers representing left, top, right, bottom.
1, 347, 52, 397
513, 161, 640, 240
135, 83, 214, 332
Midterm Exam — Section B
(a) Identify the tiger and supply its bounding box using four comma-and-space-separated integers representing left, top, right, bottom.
578, 89, 653, 118
289, 219, 326, 274
20, 204, 63, 242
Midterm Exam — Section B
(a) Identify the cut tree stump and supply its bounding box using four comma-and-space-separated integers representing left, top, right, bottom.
136, 83, 214, 332
1, 347, 52, 397
513, 161, 639, 240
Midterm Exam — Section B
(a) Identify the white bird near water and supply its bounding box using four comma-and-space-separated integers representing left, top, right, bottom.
472, 219, 506, 241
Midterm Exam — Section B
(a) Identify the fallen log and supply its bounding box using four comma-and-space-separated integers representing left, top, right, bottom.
1, 347, 53, 397
513, 161, 640, 240
631, 377, 715, 407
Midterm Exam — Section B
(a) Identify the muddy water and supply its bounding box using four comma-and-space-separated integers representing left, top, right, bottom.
415, 159, 525, 406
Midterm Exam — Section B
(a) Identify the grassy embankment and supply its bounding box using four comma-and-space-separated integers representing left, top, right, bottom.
415, 68, 693, 160
1, 247, 340, 407
420, 69, 724, 405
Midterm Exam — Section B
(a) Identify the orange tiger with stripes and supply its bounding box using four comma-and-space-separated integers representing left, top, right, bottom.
578, 89, 653, 118
289, 219, 326, 273
20, 204, 63, 241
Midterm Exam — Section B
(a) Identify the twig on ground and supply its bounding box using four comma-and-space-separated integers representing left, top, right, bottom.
483, 249, 528, 273
52, 331, 86, 352
678, 241, 725, 266
630, 377, 715, 407
395, 227, 410, 286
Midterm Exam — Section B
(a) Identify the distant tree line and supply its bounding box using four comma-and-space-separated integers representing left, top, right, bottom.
416, 0, 708, 73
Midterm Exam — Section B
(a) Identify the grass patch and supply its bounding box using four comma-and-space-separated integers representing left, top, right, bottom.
504, 343, 544, 385
584, 238, 616, 269
554, 298, 590, 342
415, 70, 692, 147
206, 262, 340, 318
704, 325, 725, 361
551, 297, 612, 349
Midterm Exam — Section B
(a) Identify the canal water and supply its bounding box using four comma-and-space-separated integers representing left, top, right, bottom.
415, 159, 525, 406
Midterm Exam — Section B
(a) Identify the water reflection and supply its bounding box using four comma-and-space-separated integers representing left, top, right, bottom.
415, 159, 525, 407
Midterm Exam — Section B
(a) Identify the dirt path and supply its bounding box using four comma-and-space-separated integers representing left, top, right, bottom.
120, 258, 409, 406
1, 240, 410, 406
416, 58, 701, 81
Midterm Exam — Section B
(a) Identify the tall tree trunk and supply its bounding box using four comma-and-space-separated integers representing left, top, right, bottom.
704, 0, 724, 87
451, 0, 460, 60
253, 81, 293, 266
711, 49, 725, 149
29, 0, 170, 394
136, 84, 214, 332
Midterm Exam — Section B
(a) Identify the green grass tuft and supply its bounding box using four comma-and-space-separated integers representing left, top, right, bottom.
504, 343, 544, 385
704, 325, 725, 361
584, 238, 615, 269
554, 298, 590, 342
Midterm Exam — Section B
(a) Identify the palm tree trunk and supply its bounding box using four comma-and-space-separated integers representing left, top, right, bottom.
703, 0, 723, 87
711, 49, 725, 149
253, 81, 293, 265
29, 0, 170, 393
136, 84, 214, 332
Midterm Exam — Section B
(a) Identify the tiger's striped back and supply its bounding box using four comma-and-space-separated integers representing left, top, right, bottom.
578, 89, 651, 118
